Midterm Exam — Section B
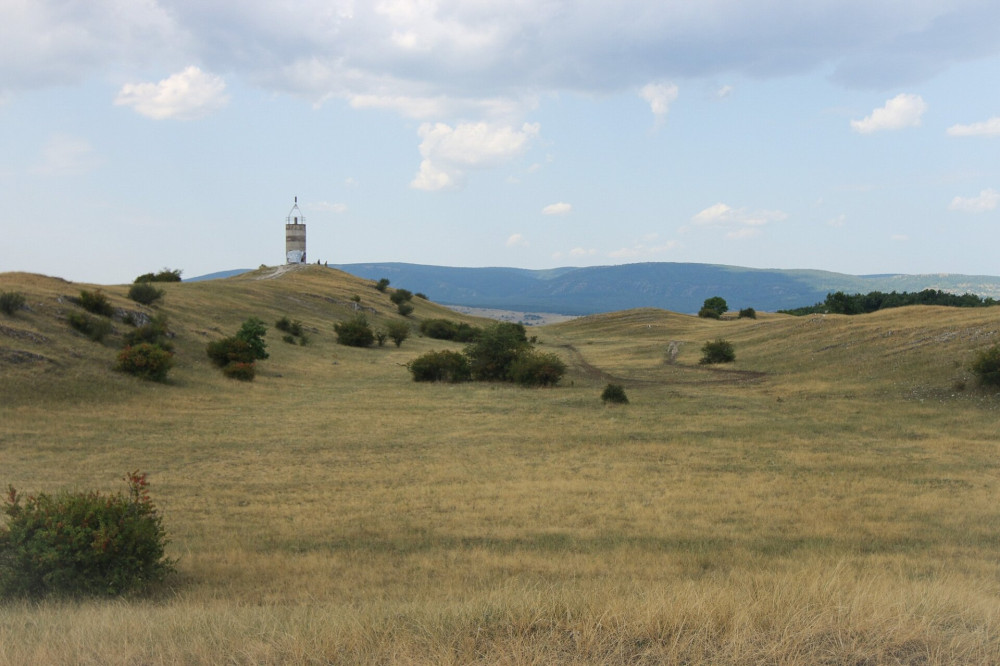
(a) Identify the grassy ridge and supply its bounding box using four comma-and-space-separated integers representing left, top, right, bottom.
1, 266, 999, 664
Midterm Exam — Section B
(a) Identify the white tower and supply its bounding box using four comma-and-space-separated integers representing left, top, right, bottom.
285, 197, 306, 264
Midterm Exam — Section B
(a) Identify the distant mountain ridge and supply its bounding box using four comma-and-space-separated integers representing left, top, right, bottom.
194, 262, 1000, 315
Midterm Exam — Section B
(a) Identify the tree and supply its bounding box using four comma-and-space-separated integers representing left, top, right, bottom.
700, 296, 728, 318
464, 322, 530, 381
386, 321, 411, 347
235, 317, 269, 360
375, 278, 390, 292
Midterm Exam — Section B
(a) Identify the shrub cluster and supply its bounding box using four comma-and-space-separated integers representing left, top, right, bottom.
971, 344, 1000, 388
78, 289, 114, 317
420, 319, 481, 342
0, 472, 173, 598
116, 315, 174, 382
127, 282, 164, 306
275, 316, 308, 345
334, 315, 375, 347
206, 318, 268, 381
0, 291, 26, 316
134, 269, 182, 283
68, 312, 113, 342
409, 322, 566, 387
375, 278, 390, 292
700, 338, 736, 364
738, 307, 757, 319
408, 350, 471, 382
780, 289, 998, 316
390, 288, 414, 316
601, 383, 629, 404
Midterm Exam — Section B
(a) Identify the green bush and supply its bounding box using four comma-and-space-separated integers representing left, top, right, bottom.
78, 290, 114, 317
0, 291, 26, 316
465, 322, 530, 381
701, 296, 728, 318
206, 337, 255, 367
222, 362, 256, 381
389, 289, 413, 305
123, 315, 173, 352
419, 319, 480, 342
396, 302, 414, 317
275, 316, 303, 337
386, 321, 410, 347
334, 315, 375, 347
415, 293, 428, 300
235, 317, 268, 361
134, 269, 182, 283
408, 350, 471, 383
68, 312, 112, 342
375, 331, 388, 347
0, 472, 173, 598
508, 351, 566, 387
601, 383, 629, 404
115, 344, 174, 382
127, 283, 164, 306
700, 338, 736, 364
697, 306, 721, 319
971, 344, 1000, 388
375, 278, 390, 293
738, 307, 757, 319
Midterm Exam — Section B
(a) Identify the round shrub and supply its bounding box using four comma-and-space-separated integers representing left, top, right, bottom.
68, 312, 112, 342
738, 307, 757, 319
0, 291, 26, 316
408, 350, 471, 382
601, 384, 629, 404
0, 472, 174, 598
698, 306, 721, 319
971, 344, 1000, 388
334, 315, 375, 347
206, 337, 255, 367
78, 289, 114, 317
386, 321, 411, 347
127, 282, 164, 306
700, 338, 736, 364
509, 351, 566, 387
115, 343, 174, 382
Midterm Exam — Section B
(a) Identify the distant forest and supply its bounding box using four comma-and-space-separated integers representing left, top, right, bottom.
779, 289, 998, 316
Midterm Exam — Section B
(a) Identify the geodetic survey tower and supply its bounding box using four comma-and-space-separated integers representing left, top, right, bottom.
285, 197, 306, 264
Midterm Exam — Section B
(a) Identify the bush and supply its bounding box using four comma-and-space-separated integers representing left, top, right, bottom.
700, 338, 736, 364
971, 344, 1000, 388
701, 296, 728, 318
408, 350, 471, 383
275, 316, 304, 338
375, 331, 387, 347
78, 289, 114, 317
508, 351, 566, 387
396, 302, 414, 317
206, 337, 255, 367
0, 291, 26, 316
375, 278, 390, 292
123, 315, 173, 351
334, 315, 375, 347
389, 289, 413, 305
0, 472, 173, 598
465, 322, 530, 381
68, 312, 112, 342
222, 362, 256, 381
115, 344, 174, 382
386, 321, 410, 347
415, 293, 428, 300
127, 283, 164, 306
697, 306, 721, 319
420, 319, 480, 342
134, 269, 182, 283
738, 307, 757, 319
601, 383, 629, 404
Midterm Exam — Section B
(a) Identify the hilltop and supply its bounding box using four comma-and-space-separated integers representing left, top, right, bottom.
2, 265, 1000, 664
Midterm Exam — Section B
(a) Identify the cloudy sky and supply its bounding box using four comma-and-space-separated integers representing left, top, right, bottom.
2, 0, 999, 284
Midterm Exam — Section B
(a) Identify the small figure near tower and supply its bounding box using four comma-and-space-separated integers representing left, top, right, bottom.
285, 196, 306, 264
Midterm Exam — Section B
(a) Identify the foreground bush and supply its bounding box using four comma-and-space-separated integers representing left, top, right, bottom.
127, 282, 164, 306
971, 344, 1000, 388
115, 343, 174, 382
0, 472, 173, 598
700, 338, 736, 364
334, 315, 375, 347
0, 291, 26, 316
509, 351, 566, 387
602, 383, 629, 404
408, 350, 471, 382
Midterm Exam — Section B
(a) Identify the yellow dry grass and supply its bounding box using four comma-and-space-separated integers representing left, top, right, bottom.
1, 265, 999, 664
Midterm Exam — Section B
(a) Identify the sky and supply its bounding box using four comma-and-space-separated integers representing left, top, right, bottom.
1, 1, 999, 285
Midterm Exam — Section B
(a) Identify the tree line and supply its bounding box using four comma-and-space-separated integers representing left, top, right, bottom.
779, 289, 997, 316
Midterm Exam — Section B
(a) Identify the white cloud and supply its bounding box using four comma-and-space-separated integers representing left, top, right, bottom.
639, 82, 678, 126
410, 121, 540, 191
850, 93, 926, 134
949, 188, 1000, 213
506, 233, 528, 247
115, 66, 229, 120
715, 85, 734, 99
542, 202, 572, 215
690, 202, 787, 239
946, 117, 1000, 137
29, 135, 102, 176
828, 214, 847, 227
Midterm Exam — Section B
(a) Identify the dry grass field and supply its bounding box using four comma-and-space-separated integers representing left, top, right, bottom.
1, 264, 999, 664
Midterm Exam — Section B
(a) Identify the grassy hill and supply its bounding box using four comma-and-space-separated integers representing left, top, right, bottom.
2, 266, 1000, 664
